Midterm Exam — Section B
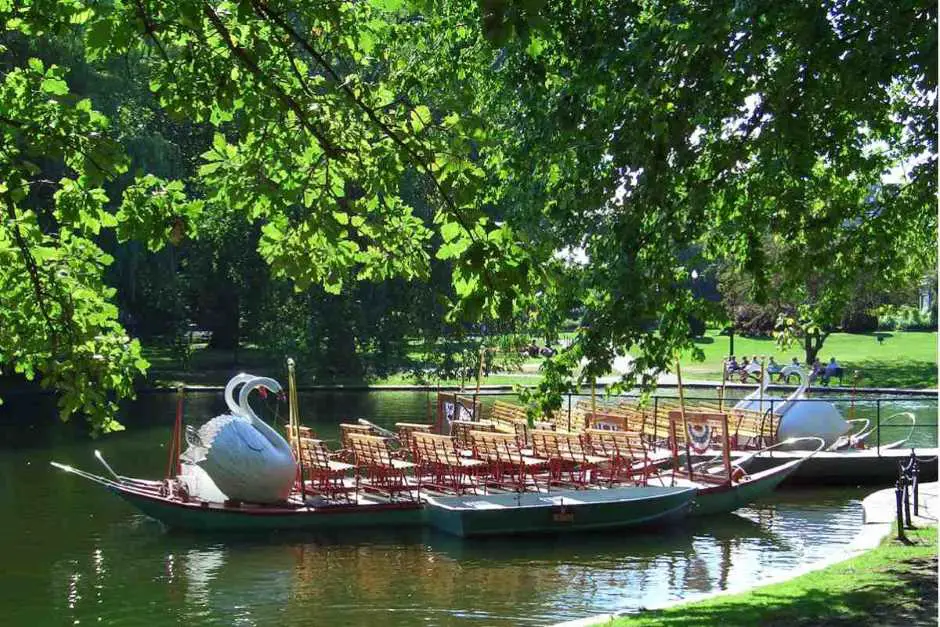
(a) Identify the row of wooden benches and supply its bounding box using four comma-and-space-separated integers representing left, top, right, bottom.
487, 399, 779, 449
289, 424, 662, 501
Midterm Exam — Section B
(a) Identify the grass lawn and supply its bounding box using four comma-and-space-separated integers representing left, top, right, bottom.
609, 526, 937, 627
140, 330, 937, 390
679, 330, 938, 389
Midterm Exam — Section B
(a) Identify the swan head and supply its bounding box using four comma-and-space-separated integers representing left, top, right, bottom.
237, 376, 284, 411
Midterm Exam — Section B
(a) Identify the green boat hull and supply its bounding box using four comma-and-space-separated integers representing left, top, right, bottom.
690, 456, 803, 517
114, 486, 425, 531
425, 486, 695, 538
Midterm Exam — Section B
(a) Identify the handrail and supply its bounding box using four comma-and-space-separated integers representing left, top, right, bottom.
853, 412, 917, 450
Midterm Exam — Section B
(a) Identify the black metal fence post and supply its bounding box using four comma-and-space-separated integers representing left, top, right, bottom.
903, 472, 913, 528
895, 477, 907, 541
912, 451, 920, 516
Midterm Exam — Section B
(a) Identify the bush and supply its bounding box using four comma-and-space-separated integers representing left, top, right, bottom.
877, 305, 937, 331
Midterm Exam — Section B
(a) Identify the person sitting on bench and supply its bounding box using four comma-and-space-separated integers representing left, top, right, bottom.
823, 357, 843, 385
767, 356, 782, 380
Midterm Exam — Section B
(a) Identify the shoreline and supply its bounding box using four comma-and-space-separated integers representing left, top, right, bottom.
555, 482, 939, 627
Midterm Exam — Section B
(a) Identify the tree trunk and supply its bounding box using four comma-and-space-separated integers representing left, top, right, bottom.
206, 292, 240, 351
803, 330, 827, 365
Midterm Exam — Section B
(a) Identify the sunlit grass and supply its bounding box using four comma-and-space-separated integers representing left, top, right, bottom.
609, 526, 938, 627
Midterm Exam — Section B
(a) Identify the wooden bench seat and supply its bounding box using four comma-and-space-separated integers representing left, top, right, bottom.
348, 433, 417, 500
297, 437, 355, 501
470, 430, 548, 491
412, 432, 486, 494
584, 428, 659, 486
530, 429, 609, 486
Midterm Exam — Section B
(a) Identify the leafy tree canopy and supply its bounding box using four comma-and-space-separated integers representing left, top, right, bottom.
0, 0, 934, 430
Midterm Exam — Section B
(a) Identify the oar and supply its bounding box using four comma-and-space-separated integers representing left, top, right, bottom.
94, 450, 124, 484
50, 461, 116, 487
357, 418, 397, 439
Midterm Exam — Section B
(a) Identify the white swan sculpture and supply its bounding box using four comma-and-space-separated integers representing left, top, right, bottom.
733, 365, 850, 448
177, 372, 261, 503
182, 375, 297, 503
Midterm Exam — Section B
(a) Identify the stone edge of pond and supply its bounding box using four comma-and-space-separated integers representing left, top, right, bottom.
126, 382, 939, 395
553, 482, 939, 627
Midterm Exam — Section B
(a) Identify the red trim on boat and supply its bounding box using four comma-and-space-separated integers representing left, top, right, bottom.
111, 482, 422, 516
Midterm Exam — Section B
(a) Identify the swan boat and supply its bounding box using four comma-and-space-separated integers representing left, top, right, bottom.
50, 363, 702, 536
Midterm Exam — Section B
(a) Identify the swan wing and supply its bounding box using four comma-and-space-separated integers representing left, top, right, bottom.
229, 419, 269, 452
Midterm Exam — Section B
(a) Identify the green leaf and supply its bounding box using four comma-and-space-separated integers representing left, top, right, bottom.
440, 221, 461, 242
411, 105, 431, 133
40, 78, 69, 95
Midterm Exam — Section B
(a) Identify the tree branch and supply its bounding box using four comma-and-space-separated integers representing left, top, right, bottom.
4, 197, 58, 348
201, 2, 343, 158
248, 0, 478, 239
132, 0, 175, 73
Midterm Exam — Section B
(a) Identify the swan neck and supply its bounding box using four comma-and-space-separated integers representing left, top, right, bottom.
224, 373, 254, 415
238, 378, 290, 453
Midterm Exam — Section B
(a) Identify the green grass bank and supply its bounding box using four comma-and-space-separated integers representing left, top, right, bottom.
141, 330, 938, 390
608, 526, 937, 627
679, 330, 937, 389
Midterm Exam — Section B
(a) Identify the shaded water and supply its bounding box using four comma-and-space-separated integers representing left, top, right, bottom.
0, 390, 933, 625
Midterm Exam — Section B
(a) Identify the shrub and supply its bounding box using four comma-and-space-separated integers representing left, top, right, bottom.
877, 305, 937, 331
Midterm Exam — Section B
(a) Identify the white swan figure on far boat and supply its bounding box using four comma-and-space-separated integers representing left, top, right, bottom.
734, 365, 849, 447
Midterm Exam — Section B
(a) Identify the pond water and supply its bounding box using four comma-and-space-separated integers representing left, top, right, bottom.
0, 390, 933, 625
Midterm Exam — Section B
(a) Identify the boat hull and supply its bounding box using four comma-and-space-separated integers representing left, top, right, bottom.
114, 485, 425, 532
741, 448, 939, 485
424, 486, 695, 538
690, 456, 802, 517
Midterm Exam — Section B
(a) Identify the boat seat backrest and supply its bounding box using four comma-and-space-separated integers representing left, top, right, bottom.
728, 409, 779, 441
285, 425, 315, 444
451, 419, 495, 448
412, 432, 461, 466
488, 402, 533, 444
530, 429, 562, 459
585, 429, 647, 461
348, 433, 394, 467
298, 437, 335, 469
470, 430, 520, 462
340, 423, 374, 450
396, 422, 432, 451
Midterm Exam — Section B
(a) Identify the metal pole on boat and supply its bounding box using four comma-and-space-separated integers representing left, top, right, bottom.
474, 347, 486, 422
590, 377, 597, 431
653, 395, 659, 445
675, 360, 693, 478
769, 399, 775, 451
94, 450, 123, 483
288, 358, 306, 502
166, 386, 184, 480
567, 392, 572, 432
718, 359, 726, 412
758, 357, 764, 417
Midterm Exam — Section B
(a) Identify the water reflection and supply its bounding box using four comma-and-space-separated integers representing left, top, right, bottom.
0, 390, 893, 625
49, 496, 861, 626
